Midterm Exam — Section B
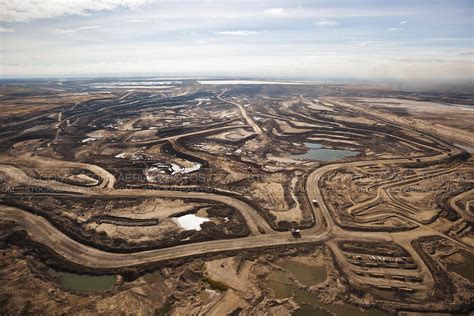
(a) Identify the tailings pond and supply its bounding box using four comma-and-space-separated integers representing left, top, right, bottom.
266, 259, 387, 316
291, 143, 359, 161
49, 269, 116, 292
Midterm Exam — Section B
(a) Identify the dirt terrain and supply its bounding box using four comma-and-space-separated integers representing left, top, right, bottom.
0, 79, 473, 315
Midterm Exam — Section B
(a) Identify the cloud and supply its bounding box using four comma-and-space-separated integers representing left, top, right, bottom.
389, 27, 399, 31
53, 28, 76, 35
125, 19, 145, 23
314, 19, 338, 26
214, 30, 259, 36
54, 25, 101, 34
75, 25, 100, 30
400, 20, 407, 24
424, 38, 471, 42
358, 41, 373, 46
264, 8, 288, 17
0, 26, 14, 32
0, 0, 149, 22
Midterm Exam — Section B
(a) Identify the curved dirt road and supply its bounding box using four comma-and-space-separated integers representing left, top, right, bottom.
1, 205, 327, 269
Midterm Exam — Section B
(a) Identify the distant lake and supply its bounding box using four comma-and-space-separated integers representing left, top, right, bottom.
291, 143, 359, 161
197, 80, 308, 85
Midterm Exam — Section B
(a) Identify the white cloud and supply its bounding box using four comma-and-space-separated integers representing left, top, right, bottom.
126, 19, 145, 23
53, 25, 101, 34
75, 25, 100, 30
0, 26, 14, 32
389, 27, 399, 31
358, 41, 373, 46
400, 20, 407, 24
215, 30, 259, 36
314, 19, 338, 26
53, 28, 76, 34
264, 8, 288, 17
0, 0, 149, 22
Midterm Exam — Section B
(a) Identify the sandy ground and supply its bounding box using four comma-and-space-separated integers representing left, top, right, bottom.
90, 218, 180, 242
104, 198, 205, 220
274, 119, 313, 134
348, 97, 474, 147
322, 114, 377, 125
207, 128, 254, 141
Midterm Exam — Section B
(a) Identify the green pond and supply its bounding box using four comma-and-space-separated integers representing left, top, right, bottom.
266, 261, 388, 316
291, 143, 359, 161
448, 250, 474, 283
266, 269, 294, 299
49, 269, 116, 292
277, 261, 327, 286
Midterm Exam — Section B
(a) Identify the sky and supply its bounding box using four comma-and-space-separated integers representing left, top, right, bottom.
0, 0, 473, 83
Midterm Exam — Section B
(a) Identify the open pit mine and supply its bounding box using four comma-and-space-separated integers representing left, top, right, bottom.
0, 79, 473, 315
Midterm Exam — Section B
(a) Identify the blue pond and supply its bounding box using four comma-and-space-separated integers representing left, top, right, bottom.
291, 143, 359, 161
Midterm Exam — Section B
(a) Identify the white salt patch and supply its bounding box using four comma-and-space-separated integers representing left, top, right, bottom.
82, 137, 99, 143
173, 214, 210, 231
144, 162, 201, 181
115, 153, 128, 158
169, 163, 201, 175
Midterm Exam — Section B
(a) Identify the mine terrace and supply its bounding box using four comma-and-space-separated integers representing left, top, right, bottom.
0, 79, 473, 315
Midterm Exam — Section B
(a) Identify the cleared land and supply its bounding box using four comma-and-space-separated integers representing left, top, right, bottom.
0, 80, 472, 315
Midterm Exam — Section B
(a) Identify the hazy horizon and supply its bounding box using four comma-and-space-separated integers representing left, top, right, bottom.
1, 0, 473, 84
